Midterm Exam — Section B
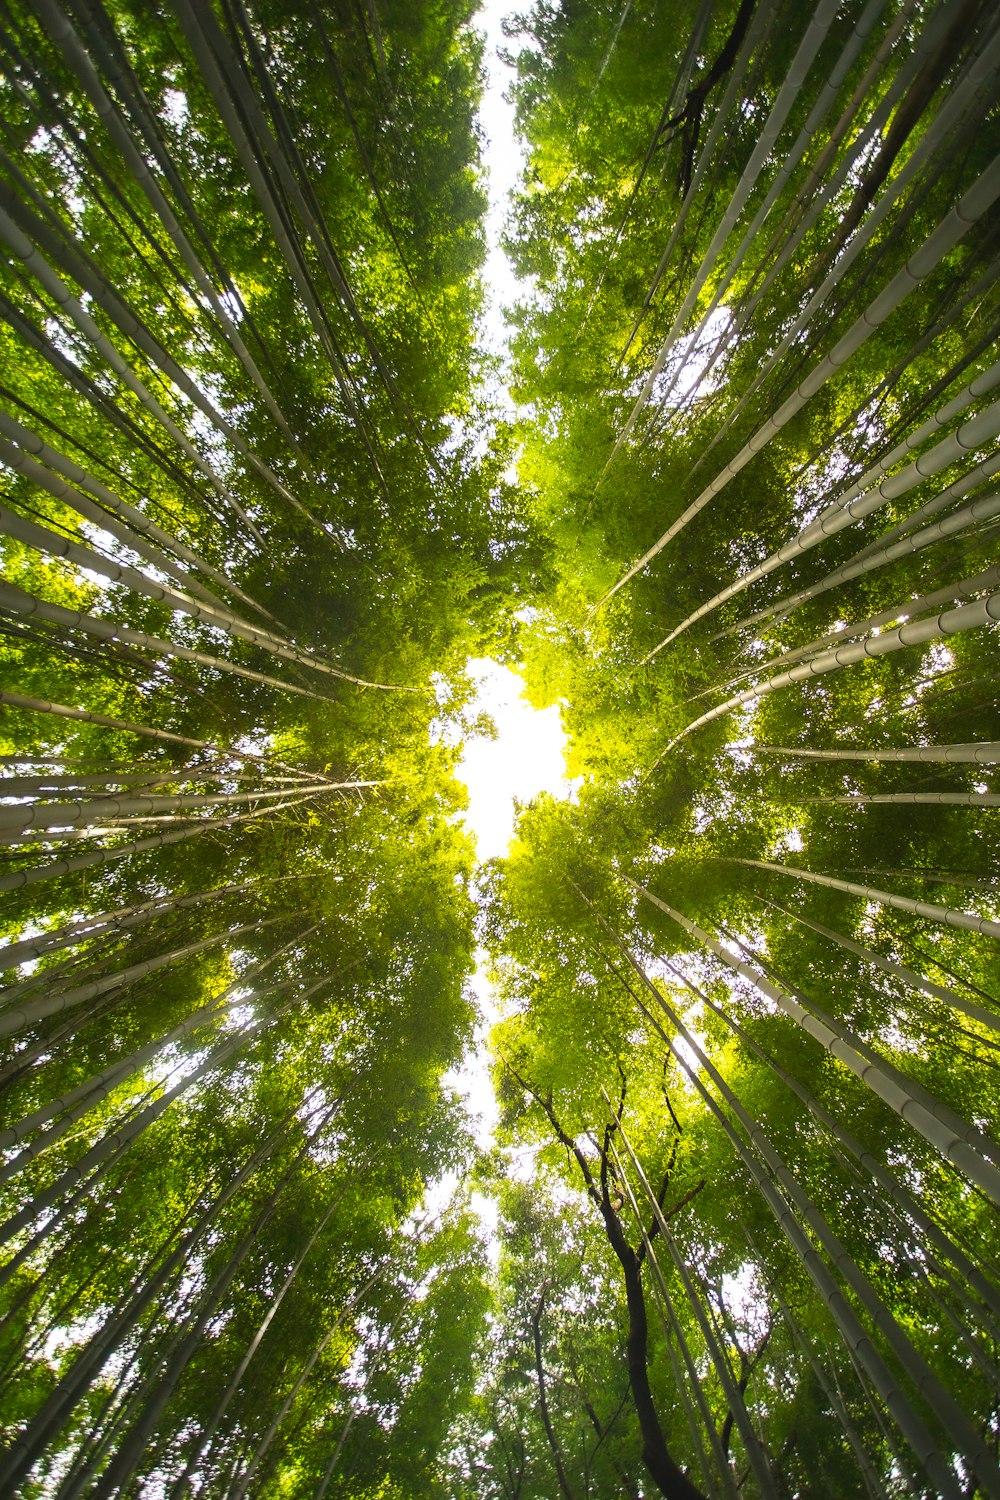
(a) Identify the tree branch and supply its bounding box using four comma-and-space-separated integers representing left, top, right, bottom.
500, 1055, 602, 1210
653, 0, 758, 194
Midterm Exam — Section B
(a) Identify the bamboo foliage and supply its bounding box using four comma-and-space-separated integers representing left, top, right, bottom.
4, 0, 1000, 1494
0, 0, 495, 1492
484, 1, 1000, 1495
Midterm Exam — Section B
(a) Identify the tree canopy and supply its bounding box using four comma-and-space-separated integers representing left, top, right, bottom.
1, 0, 999, 1496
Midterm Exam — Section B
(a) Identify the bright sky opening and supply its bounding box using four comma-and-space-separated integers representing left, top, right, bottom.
436, 8, 548, 1253
457, 657, 570, 861
444, 657, 573, 1253
449, 655, 572, 1143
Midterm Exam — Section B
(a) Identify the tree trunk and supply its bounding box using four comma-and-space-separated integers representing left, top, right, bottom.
604, 917, 974, 1500
29, 0, 300, 468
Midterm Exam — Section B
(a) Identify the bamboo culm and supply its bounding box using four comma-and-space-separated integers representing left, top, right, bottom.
598, 149, 1000, 607
659, 589, 1000, 755
608, 914, 977, 1500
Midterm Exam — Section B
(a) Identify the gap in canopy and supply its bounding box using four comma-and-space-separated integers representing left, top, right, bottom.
431, 657, 576, 1257
423, 3, 572, 1267
456, 657, 572, 863
447, 657, 575, 1134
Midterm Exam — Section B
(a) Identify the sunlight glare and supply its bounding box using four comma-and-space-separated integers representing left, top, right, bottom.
457, 658, 571, 862
446, 659, 572, 1224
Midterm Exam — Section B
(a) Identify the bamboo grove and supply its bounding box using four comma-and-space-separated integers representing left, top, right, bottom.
1, 0, 999, 1497
0, 0, 512, 1493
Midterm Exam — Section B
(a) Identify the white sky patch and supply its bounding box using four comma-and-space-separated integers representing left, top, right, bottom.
443, 945, 501, 1185
162, 88, 190, 130
651, 307, 732, 410
443, 659, 573, 1258
456, 657, 570, 863
672, 1024, 711, 1085
413, 1105, 500, 1263
690, 800, 713, 833
725, 736, 756, 771
720, 1262, 769, 1338
922, 642, 955, 678
428, 11, 537, 1261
